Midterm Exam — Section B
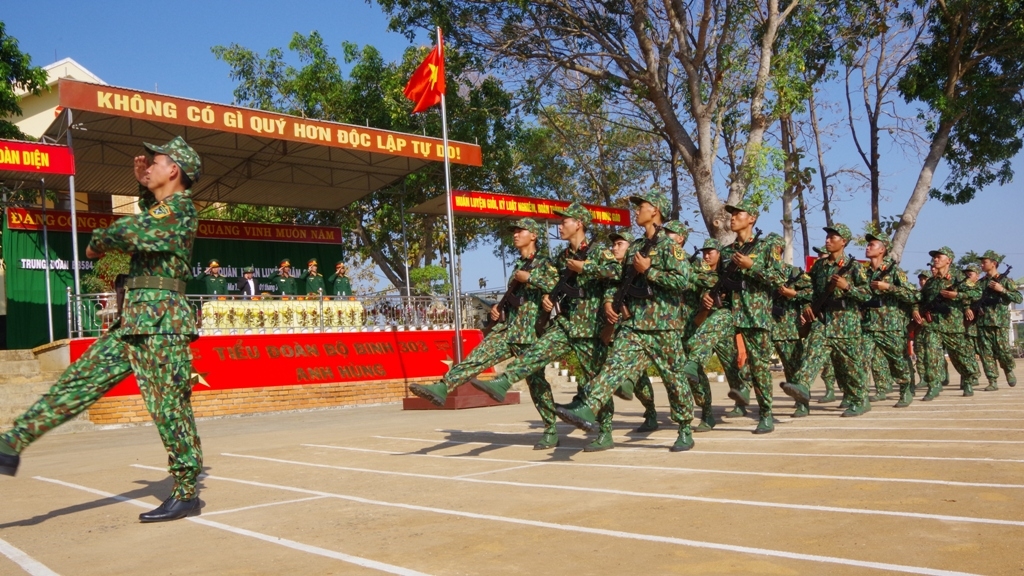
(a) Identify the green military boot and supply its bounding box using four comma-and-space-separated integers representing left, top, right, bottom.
409, 382, 448, 407
780, 381, 810, 404
838, 393, 852, 409
725, 404, 748, 417
555, 403, 599, 433
583, 429, 614, 452
842, 399, 871, 417
670, 425, 694, 452
983, 381, 999, 391
534, 425, 559, 450
870, 390, 887, 402
635, 410, 659, 433
894, 383, 913, 408
470, 376, 512, 403
791, 401, 810, 418
727, 386, 751, 407
694, 401, 716, 433
682, 360, 702, 385
614, 382, 635, 401
921, 385, 941, 401
1007, 371, 1017, 387
962, 382, 974, 397
817, 387, 836, 403
753, 414, 775, 434
884, 381, 893, 394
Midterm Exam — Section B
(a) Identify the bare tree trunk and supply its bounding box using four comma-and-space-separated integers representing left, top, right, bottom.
779, 116, 797, 265
422, 215, 435, 266
670, 144, 680, 221
808, 90, 834, 227
797, 188, 811, 265
890, 119, 957, 260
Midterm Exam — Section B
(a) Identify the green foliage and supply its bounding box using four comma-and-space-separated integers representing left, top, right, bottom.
956, 250, 982, 268
408, 264, 450, 295
0, 22, 48, 140
743, 144, 787, 210
898, 0, 1024, 205
81, 251, 130, 294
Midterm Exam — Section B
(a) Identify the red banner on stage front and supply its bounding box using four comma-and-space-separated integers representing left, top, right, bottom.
70, 330, 484, 397
0, 139, 75, 175
451, 190, 631, 227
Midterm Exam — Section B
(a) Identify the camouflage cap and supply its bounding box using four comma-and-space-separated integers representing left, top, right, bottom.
980, 249, 1003, 263
812, 245, 827, 255
823, 223, 852, 242
207, 258, 221, 267
553, 202, 592, 225
609, 230, 636, 244
928, 246, 955, 260
724, 198, 760, 218
661, 220, 689, 236
507, 217, 544, 237
701, 238, 723, 251
144, 136, 201, 184
917, 269, 932, 279
864, 232, 891, 250
242, 266, 255, 274
279, 258, 291, 267
964, 263, 980, 273
629, 189, 670, 216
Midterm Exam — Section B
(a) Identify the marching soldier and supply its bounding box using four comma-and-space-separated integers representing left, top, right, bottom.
268, 258, 298, 296
913, 247, 981, 399
555, 190, 697, 452
771, 257, 814, 416
0, 136, 204, 522
328, 261, 353, 296
974, 250, 1021, 389
809, 245, 839, 404
409, 218, 561, 449
781, 224, 873, 417
194, 258, 228, 295
473, 204, 627, 451
299, 258, 325, 295
861, 233, 919, 407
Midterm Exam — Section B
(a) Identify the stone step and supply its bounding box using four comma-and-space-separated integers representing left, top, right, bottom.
0, 360, 42, 379
0, 350, 35, 362
0, 371, 63, 385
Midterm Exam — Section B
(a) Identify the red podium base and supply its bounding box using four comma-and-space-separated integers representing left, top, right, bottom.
403, 383, 520, 410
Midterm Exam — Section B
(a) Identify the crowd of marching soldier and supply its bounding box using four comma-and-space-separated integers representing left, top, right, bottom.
410, 189, 1021, 452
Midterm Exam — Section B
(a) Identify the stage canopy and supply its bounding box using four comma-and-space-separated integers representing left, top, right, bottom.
410, 190, 631, 227
38, 79, 482, 210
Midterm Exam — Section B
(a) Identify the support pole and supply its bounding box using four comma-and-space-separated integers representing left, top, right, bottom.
437, 27, 463, 362
41, 179, 54, 342
66, 109, 82, 295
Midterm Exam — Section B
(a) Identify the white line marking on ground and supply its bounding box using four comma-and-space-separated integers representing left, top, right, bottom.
357, 438, 1024, 488
0, 537, 60, 576
453, 463, 543, 479
32, 477, 432, 576
133, 464, 979, 575
202, 496, 328, 517
409, 432, 1024, 447
707, 426, 1024, 432
226, 451, 1024, 528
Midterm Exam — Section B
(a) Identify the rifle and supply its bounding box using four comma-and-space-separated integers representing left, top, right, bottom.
687, 245, 702, 265
969, 263, 1013, 323
481, 255, 541, 336
798, 256, 857, 339
693, 228, 763, 328
771, 267, 804, 320
860, 262, 898, 310
535, 243, 591, 336
599, 227, 663, 344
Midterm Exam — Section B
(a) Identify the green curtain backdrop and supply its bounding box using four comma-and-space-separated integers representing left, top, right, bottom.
3, 216, 343, 350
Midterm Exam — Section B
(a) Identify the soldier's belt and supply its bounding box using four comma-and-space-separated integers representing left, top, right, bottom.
125, 276, 186, 293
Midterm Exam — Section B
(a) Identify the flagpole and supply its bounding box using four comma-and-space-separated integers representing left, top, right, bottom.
437, 27, 463, 362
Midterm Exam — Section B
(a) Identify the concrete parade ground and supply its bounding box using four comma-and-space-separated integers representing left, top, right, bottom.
1, 373, 1022, 576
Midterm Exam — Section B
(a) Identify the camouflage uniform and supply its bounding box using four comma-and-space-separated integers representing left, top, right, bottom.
194, 259, 228, 295
860, 240, 919, 406
415, 219, 559, 438
973, 251, 1021, 389
687, 204, 785, 432
0, 136, 204, 503
557, 191, 696, 451
771, 262, 815, 414
782, 224, 873, 416
327, 261, 353, 296
299, 259, 326, 295
915, 247, 981, 399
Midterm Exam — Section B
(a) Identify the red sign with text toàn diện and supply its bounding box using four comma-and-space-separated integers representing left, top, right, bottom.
0, 139, 75, 176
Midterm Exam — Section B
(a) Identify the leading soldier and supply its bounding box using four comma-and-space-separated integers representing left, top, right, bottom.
974, 250, 1021, 389
0, 137, 204, 522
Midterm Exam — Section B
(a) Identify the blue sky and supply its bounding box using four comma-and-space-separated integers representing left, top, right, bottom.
5, 1, 1022, 289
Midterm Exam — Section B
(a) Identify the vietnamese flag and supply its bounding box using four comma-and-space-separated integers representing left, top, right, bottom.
404, 33, 446, 114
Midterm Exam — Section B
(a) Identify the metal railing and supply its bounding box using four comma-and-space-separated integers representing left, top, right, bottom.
66, 289, 487, 339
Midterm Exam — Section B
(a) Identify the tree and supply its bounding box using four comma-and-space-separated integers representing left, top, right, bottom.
212, 32, 524, 292
376, 0, 801, 239
0, 21, 48, 140
891, 0, 1024, 259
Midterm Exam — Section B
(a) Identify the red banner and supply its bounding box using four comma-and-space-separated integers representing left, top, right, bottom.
452, 190, 630, 227
0, 139, 75, 176
7, 207, 341, 244
58, 78, 482, 167
70, 330, 485, 397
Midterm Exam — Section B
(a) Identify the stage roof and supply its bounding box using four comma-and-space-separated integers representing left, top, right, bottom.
38, 79, 482, 211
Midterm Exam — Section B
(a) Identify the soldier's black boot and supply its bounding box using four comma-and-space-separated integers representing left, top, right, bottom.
635, 409, 659, 433
0, 449, 19, 477
534, 425, 559, 450
895, 382, 913, 408
409, 382, 448, 406
670, 424, 694, 452
470, 375, 512, 402
694, 400, 716, 432
139, 496, 201, 523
